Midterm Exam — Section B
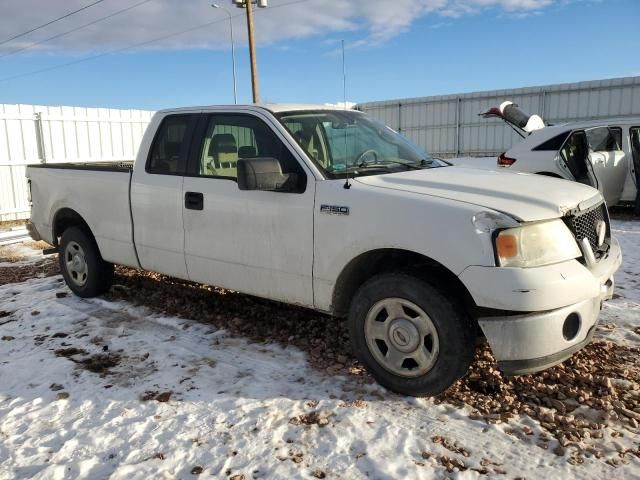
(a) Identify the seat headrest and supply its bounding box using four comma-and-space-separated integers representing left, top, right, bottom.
238, 146, 257, 158
209, 133, 237, 156
165, 142, 181, 157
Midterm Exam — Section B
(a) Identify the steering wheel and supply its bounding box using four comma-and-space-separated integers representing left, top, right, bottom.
354, 149, 380, 166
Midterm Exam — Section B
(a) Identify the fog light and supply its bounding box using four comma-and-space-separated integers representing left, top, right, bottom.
563, 313, 581, 341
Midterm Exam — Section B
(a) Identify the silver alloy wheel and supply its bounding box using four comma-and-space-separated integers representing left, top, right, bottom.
364, 297, 440, 378
64, 240, 88, 287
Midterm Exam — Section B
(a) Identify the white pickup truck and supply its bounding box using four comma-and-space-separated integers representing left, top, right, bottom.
26, 104, 622, 396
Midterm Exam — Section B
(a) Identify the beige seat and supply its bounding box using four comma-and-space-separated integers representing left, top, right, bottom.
208, 133, 238, 177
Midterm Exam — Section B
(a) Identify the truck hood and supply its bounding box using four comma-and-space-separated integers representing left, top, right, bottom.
355, 166, 601, 222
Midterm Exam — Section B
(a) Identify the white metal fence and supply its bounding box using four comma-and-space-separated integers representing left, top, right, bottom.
0, 104, 154, 221
357, 76, 640, 159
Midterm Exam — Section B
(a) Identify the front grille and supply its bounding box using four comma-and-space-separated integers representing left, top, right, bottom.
564, 202, 609, 260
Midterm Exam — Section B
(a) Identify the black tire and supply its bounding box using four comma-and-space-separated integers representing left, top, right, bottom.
348, 273, 475, 397
58, 226, 113, 298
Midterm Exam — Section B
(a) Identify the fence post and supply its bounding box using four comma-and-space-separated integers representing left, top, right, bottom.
398, 103, 402, 133
35, 112, 46, 164
455, 97, 461, 156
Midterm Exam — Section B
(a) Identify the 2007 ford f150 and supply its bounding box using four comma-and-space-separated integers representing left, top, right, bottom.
26, 104, 622, 396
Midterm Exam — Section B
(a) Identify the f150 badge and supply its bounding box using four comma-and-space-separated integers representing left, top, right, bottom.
320, 204, 350, 215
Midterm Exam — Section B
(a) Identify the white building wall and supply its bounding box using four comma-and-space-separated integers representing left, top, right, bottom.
357, 76, 640, 159
0, 104, 154, 221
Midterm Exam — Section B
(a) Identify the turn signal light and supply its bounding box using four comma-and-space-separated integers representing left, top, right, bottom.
497, 152, 516, 166
496, 234, 518, 258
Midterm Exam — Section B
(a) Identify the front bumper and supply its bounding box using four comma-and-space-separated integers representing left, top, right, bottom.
462, 238, 621, 375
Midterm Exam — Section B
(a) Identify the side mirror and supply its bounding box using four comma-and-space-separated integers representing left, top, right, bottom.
237, 157, 300, 192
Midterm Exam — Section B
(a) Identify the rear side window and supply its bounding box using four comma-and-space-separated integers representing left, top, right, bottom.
586, 126, 622, 151
532, 131, 570, 151
147, 115, 194, 174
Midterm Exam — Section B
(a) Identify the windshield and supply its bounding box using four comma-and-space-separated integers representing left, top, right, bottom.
276, 110, 447, 177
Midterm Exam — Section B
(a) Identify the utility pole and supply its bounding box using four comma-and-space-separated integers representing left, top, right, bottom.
232, 0, 267, 103
245, 0, 259, 103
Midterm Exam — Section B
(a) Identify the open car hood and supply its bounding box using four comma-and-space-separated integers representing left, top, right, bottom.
480, 101, 545, 134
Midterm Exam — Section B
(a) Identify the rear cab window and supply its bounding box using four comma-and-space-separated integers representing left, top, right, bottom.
147, 114, 197, 175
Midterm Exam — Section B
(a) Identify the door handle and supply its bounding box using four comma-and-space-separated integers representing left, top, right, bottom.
185, 191, 204, 210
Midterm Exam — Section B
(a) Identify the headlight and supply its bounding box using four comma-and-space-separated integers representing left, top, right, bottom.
494, 219, 581, 267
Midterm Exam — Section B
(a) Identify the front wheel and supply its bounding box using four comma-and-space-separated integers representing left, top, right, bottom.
348, 273, 475, 396
59, 226, 113, 298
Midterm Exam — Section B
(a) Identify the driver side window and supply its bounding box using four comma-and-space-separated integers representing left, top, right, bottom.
195, 114, 306, 187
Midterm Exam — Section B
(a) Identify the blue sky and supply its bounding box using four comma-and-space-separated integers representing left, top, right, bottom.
0, 0, 638, 110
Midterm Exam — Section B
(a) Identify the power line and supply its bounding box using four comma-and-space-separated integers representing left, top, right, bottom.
0, 0, 107, 47
0, 0, 313, 84
0, 0, 154, 60
0, 18, 229, 83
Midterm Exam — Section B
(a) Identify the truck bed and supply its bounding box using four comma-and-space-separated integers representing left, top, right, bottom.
28, 161, 134, 173
27, 162, 139, 269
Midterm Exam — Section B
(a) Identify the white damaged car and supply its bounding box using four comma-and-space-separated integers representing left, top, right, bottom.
482, 101, 639, 210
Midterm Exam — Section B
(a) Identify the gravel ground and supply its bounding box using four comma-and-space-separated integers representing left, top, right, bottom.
102, 266, 640, 466
1, 230, 639, 470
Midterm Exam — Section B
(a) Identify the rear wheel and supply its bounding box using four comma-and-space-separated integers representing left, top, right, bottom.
59, 226, 113, 298
348, 273, 475, 396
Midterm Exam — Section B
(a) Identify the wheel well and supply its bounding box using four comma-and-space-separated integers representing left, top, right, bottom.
331, 249, 476, 319
536, 171, 562, 178
52, 208, 92, 246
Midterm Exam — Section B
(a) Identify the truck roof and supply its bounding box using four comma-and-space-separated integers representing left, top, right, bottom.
156, 103, 354, 115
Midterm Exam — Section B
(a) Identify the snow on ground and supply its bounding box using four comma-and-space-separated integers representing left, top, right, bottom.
0, 220, 638, 479
611, 220, 640, 304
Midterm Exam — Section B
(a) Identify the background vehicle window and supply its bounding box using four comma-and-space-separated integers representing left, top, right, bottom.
586, 126, 622, 151
532, 131, 570, 151
147, 115, 192, 174
560, 131, 590, 183
197, 114, 304, 183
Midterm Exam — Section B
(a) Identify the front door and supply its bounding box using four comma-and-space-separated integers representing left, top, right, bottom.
585, 126, 627, 205
181, 111, 315, 306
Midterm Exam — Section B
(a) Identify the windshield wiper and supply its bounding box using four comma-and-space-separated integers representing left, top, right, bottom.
356, 160, 423, 170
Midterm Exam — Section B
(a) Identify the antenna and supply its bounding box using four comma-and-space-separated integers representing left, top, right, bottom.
341, 39, 347, 110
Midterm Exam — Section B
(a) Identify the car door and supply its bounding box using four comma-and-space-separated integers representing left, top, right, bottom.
130, 113, 197, 279
557, 130, 597, 188
585, 126, 627, 205
181, 111, 315, 306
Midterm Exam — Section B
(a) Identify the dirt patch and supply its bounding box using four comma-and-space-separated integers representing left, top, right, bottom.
54, 347, 88, 358
289, 411, 331, 427
0, 258, 59, 285
141, 391, 173, 402
77, 353, 121, 374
